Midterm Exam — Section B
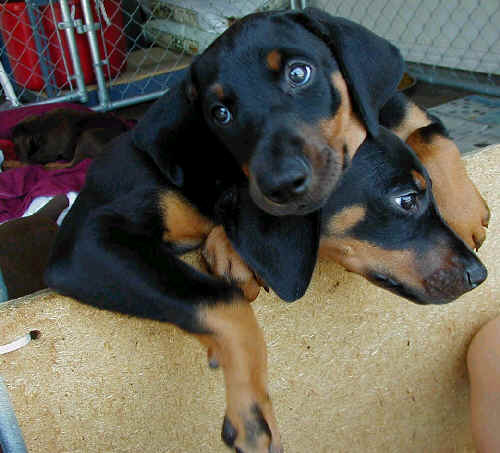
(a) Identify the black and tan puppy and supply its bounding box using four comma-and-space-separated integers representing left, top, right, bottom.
11, 108, 129, 168
46, 7, 488, 453
217, 128, 486, 309
317, 127, 486, 304
134, 8, 403, 217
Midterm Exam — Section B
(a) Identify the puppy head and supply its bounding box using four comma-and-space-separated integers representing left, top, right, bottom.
190, 9, 403, 216
12, 110, 78, 164
321, 128, 487, 304
134, 9, 403, 216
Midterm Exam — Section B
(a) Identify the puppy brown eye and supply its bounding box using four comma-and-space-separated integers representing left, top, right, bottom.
287, 62, 312, 86
395, 193, 418, 211
211, 105, 232, 125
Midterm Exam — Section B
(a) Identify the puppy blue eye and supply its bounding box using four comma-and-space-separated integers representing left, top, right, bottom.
287, 62, 312, 86
211, 105, 232, 125
394, 193, 418, 211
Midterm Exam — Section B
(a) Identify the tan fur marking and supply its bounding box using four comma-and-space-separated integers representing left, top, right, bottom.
195, 302, 281, 450
319, 72, 367, 161
393, 102, 432, 140
186, 83, 198, 101
266, 49, 282, 72
202, 226, 261, 301
242, 163, 250, 177
411, 170, 427, 191
407, 129, 489, 249
159, 191, 214, 245
321, 232, 477, 302
300, 124, 331, 171
320, 236, 422, 289
210, 83, 225, 100
327, 205, 366, 236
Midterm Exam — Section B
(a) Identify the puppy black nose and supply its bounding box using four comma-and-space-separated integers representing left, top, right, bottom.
257, 158, 311, 204
465, 260, 487, 289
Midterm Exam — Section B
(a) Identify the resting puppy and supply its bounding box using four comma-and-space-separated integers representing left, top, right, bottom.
11, 108, 129, 168
317, 127, 486, 304
46, 7, 488, 453
218, 127, 486, 309
47, 10, 405, 451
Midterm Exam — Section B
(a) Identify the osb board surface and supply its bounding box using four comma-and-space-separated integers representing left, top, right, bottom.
0, 145, 498, 453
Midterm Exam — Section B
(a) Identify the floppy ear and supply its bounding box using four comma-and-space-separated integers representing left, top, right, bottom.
132, 68, 200, 187
296, 7, 404, 137
219, 187, 320, 302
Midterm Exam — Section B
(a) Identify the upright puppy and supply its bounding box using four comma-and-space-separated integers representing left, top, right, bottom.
134, 8, 404, 216
46, 8, 487, 453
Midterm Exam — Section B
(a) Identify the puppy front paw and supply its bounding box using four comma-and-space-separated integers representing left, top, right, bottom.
222, 400, 283, 453
202, 225, 262, 301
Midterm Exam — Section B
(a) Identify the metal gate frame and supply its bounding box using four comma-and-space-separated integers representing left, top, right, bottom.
0, 0, 170, 111
1, 0, 498, 112
0, 0, 306, 111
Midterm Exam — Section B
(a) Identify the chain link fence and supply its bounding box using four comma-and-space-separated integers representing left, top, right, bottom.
1, 0, 499, 111
311, 0, 500, 96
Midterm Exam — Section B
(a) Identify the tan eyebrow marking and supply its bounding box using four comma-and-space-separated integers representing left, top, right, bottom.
266, 50, 282, 72
327, 205, 367, 236
210, 83, 225, 100
411, 169, 427, 191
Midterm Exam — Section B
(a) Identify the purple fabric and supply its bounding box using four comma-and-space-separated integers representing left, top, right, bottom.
0, 102, 92, 140
0, 159, 92, 223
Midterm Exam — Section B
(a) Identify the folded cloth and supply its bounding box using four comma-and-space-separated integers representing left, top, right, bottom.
0, 159, 92, 223
23, 191, 78, 225
0, 194, 68, 300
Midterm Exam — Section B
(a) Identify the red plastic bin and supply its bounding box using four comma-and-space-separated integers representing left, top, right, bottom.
0, 0, 127, 90
0, 2, 45, 90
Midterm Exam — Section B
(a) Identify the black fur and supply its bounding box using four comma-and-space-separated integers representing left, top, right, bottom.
48, 8, 407, 331
219, 186, 321, 302
296, 8, 404, 137
134, 8, 404, 217
44, 11, 487, 450
320, 128, 486, 304
379, 91, 410, 131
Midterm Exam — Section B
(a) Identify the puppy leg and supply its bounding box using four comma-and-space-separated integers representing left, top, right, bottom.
196, 301, 282, 453
406, 124, 490, 250
383, 92, 489, 250
201, 225, 263, 369
202, 225, 262, 302
380, 91, 432, 140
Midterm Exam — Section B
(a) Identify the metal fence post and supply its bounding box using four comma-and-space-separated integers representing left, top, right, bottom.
80, 0, 110, 109
25, 0, 57, 97
0, 377, 28, 453
57, 0, 88, 103
0, 60, 21, 107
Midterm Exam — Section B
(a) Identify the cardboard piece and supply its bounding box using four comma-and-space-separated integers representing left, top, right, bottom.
0, 145, 498, 452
